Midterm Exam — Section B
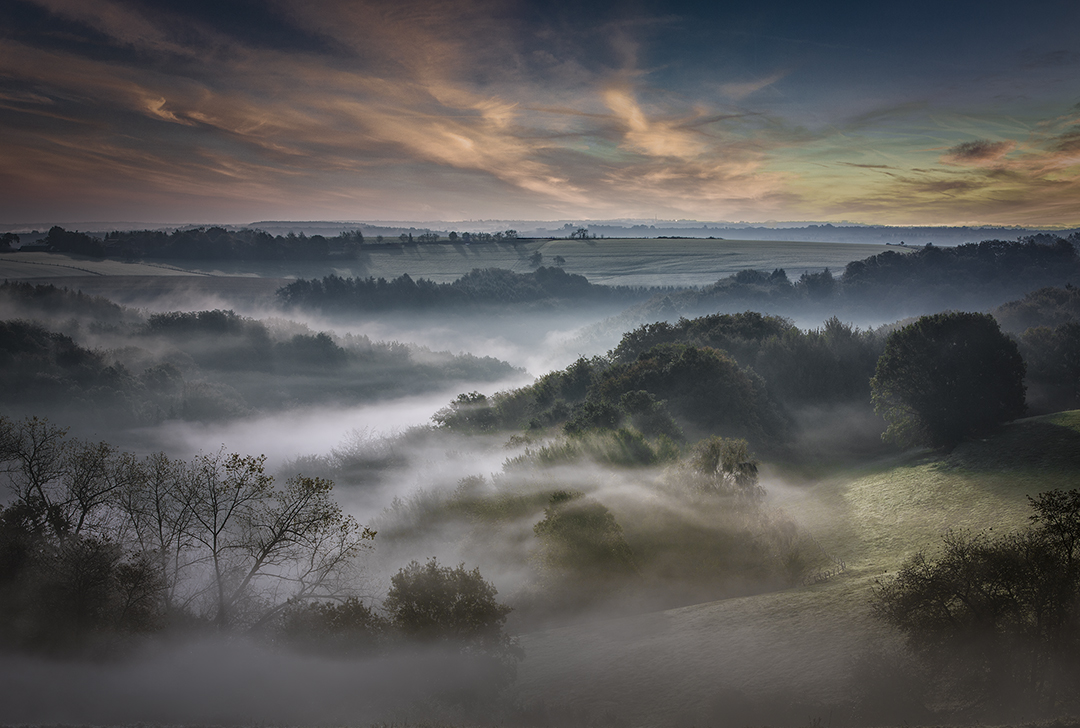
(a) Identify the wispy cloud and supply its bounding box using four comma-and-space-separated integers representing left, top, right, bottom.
1, 0, 1079, 224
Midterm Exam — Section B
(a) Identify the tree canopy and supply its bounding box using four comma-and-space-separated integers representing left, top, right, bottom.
870, 312, 1026, 448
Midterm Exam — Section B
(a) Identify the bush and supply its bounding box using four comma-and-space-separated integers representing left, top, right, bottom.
384, 558, 520, 662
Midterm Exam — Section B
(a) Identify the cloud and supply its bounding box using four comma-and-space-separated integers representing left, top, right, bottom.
2, 0, 1079, 225
939, 139, 1015, 166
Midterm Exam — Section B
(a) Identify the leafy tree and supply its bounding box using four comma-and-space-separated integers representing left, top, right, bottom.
532, 491, 637, 584
870, 312, 1026, 449
872, 489, 1080, 710
384, 558, 519, 658
1019, 323, 1080, 413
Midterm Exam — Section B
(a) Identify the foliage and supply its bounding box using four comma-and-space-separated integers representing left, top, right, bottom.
0, 415, 375, 647
0, 306, 517, 426
993, 285, 1080, 334
686, 437, 763, 500
532, 491, 638, 585
1019, 323, 1080, 414
278, 596, 388, 653
384, 558, 521, 668
276, 266, 657, 311
872, 489, 1080, 711
597, 343, 785, 442
870, 312, 1026, 449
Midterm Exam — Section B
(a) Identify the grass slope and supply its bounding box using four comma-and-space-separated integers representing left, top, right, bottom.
512, 412, 1080, 727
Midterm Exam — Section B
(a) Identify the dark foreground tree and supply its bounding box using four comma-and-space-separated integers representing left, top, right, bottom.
872, 489, 1080, 713
870, 312, 1025, 448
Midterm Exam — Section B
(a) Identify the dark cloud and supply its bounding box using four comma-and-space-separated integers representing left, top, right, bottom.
838, 162, 894, 169
1050, 125, 1080, 154
940, 140, 1014, 165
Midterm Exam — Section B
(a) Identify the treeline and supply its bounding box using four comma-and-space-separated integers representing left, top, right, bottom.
0, 282, 519, 427
276, 266, 669, 311
432, 291, 1080, 453
434, 312, 887, 452
668, 236, 1080, 316
0, 416, 520, 686
34, 225, 365, 261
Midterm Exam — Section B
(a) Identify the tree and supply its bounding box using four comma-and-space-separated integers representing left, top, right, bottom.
872, 489, 1080, 710
533, 491, 637, 583
528, 251, 543, 267
384, 558, 518, 656
870, 312, 1026, 449
176, 451, 374, 629
0, 416, 375, 635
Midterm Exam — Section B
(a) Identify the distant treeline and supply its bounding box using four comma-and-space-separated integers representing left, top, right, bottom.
276, 266, 673, 311
642, 235, 1080, 316
566, 222, 1080, 245
27, 225, 365, 261
21, 226, 531, 261
275, 236, 1080, 315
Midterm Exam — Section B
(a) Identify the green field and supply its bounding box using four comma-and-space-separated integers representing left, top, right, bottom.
1, 238, 909, 289
511, 411, 1080, 726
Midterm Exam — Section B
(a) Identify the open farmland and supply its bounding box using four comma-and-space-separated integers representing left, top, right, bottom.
1, 238, 912, 291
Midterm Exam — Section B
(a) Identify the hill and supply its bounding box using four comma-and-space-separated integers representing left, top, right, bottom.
511, 411, 1080, 727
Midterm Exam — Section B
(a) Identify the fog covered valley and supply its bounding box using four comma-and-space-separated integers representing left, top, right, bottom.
3, 235, 1080, 727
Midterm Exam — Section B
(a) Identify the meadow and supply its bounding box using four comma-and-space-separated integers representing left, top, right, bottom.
0, 238, 909, 290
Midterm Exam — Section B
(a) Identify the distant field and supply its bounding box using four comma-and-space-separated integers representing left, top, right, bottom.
0, 238, 911, 289
513, 412, 1080, 725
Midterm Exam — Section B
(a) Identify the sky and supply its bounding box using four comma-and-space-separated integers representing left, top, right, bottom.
1, 0, 1079, 227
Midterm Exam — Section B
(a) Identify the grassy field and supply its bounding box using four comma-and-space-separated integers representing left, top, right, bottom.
511, 411, 1080, 727
1, 238, 908, 289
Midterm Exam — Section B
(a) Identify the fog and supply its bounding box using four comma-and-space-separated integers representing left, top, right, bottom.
2, 245, 1078, 727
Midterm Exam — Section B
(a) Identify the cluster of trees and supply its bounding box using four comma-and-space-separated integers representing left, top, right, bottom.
435, 308, 1046, 455
870, 312, 1027, 449
434, 312, 886, 450
0, 416, 373, 651
0, 416, 520, 676
991, 287, 1080, 413
0, 284, 518, 428
276, 267, 663, 312
375, 434, 813, 625
642, 236, 1080, 318
874, 489, 1080, 712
